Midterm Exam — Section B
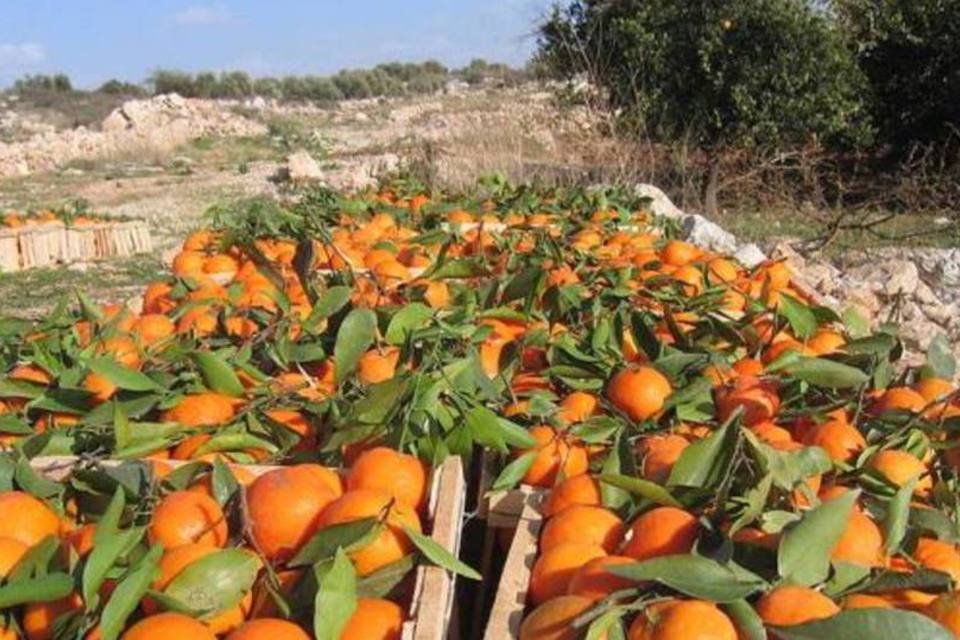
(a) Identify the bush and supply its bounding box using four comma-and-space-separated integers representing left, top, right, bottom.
97, 79, 146, 96
537, 0, 872, 214
835, 0, 960, 150
13, 73, 73, 93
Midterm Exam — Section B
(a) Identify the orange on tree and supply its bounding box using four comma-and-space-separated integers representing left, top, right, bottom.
831, 511, 885, 567
606, 366, 672, 422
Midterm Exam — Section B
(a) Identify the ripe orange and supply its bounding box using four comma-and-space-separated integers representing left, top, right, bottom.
121, 613, 215, 640
23, 593, 82, 640
801, 417, 865, 463
539, 505, 625, 554
346, 447, 428, 512
912, 377, 954, 403
247, 466, 340, 562
148, 490, 228, 549
866, 449, 931, 497
143, 281, 176, 315
83, 372, 117, 404
755, 585, 840, 627
99, 335, 141, 369
357, 347, 401, 385
519, 595, 595, 640
529, 542, 607, 605
566, 555, 636, 601
0, 491, 60, 547
637, 434, 688, 484
226, 619, 310, 640
660, 240, 701, 267
832, 511, 884, 567
423, 281, 450, 308
132, 314, 175, 346
542, 474, 602, 518
317, 489, 422, 576
0, 537, 28, 577
842, 593, 893, 610
913, 537, 960, 582
606, 366, 672, 422
622, 507, 699, 562
627, 599, 738, 640
519, 426, 589, 488
555, 392, 599, 425
806, 329, 846, 356
715, 376, 780, 426
871, 387, 926, 414
340, 598, 405, 640
161, 392, 241, 427
924, 592, 960, 636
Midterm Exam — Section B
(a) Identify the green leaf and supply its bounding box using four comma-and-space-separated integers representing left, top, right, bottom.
925, 334, 957, 380
599, 474, 681, 507
163, 548, 260, 616
502, 267, 545, 303
609, 555, 766, 602
0, 573, 73, 608
288, 518, 380, 567
314, 548, 358, 640
99, 545, 162, 640
883, 478, 916, 556
334, 308, 377, 383
779, 294, 817, 340
491, 451, 536, 492
308, 286, 352, 324
210, 458, 242, 507
82, 486, 141, 608
403, 526, 481, 580
86, 357, 161, 392
778, 490, 858, 586
586, 608, 626, 640
356, 555, 415, 599
193, 351, 244, 397
781, 357, 869, 389
842, 306, 870, 339
773, 608, 953, 640
667, 418, 739, 490
385, 303, 433, 345
722, 599, 767, 640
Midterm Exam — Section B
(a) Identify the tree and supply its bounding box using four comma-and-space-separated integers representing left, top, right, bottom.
538, 0, 872, 215
834, 0, 960, 151
13, 73, 73, 93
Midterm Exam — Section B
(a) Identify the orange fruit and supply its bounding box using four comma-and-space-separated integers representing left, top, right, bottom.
832, 511, 884, 567
23, 593, 82, 640
519, 426, 589, 488
622, 507, 699, 562
913, 537, 960, 582
143, 282, 176, 315
162, 392, 241, 427
121, 613, 215, 640
637, 434, 688, 484
755, 585, 840, 627
715, 377, 780, 426
912, 377, 954, 403
539, 505, 625, 554
148, 490, 228, 549
99, 335, 141, 369
172, 251, 206, 277
529, 542, 607, 606
866, 449, 931, 497
357, 347, 401, 385
842, 593, 893, 610
801, 417, 865, 463
132, 314, 175, 346
83, 372, 117, 404
0, 537, 28, 577
806, 330, 846, 356
340, 598, 404, 640
555, 392, 599, 425
872, 387, 926, 414
519, 595, 595, 640
627, 599, 738, 640
226, 619, 310, 640
542, 474, 602, 518
660, 240, 701, 267
606, 366, 672, 422
346, 447, 428, 512
924, 592, 960, 636
317, 489, 422, 576
566, 555, 636, 601
0, 491, 60, 547
247, 466, 340, 562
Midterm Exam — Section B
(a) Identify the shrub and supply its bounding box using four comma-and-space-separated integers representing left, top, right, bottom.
13, 73, 73, 93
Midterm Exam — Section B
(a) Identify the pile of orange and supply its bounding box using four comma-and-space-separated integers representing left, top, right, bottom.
0, 178, 957, 638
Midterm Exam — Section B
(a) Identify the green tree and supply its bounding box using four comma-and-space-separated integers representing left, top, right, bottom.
538, 0, 872, 215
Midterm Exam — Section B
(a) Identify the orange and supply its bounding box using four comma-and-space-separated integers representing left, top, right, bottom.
622, 507, 699, 562
529, 542, 607, 605
83, 372, 117, 404
0, 536, 28, 576
346, 447, 428, 512
627, 599, 738, 640
519, 595, 595, 640
542, 474, 602, 518
660, 240, 701, 267
842, 593, 893, 609
0, 491, 60, 547
143, 281, 176, 314
172, 251, 207, 277
924, 592, 960, 636
872, 387, 926, 414
99, 335, 141, 369
540, 505, 625, 554
162, 392, 241, 427
755, 585, 840, 627
65, 523, 97, 558
806, 329, 846, 356
912, 377, 954, 403
801, 417, 865, 463
423, 281, 450, 308
566, 555, 636, 601
176, 306, 219, 337
340, 598, 404, 640
148, 490, 228, 549
519, 426, 590, 488
555, 392, 599, 425
606, 366, 672, 422
23, 593, 82, 640
637, 434, 688, 484
226, 619, 310, 640
832, 511, 884, 567
913, 537, 960, 582
317, 489, 422, 576
132, 314, 175, 346
121, 613, 215, 640
715, 377, 780, 426
247, 466, 340, 562
357, 347, 401, 385
866, 449, 931, 497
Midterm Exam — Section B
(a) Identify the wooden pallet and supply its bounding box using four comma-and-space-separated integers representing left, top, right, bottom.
0, 221, 153, 273
28, 454, 465, 640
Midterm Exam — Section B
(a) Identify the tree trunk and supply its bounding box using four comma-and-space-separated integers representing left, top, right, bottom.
703, 154, 720, 218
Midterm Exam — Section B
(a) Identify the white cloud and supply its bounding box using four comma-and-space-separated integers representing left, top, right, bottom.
174, 4, 231, 26
0, 42, 46, 70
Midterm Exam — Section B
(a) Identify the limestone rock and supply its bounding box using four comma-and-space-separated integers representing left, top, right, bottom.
285, 151, 323, 183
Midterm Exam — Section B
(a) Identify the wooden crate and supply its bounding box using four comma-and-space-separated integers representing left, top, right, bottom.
0, 221, 153, 273
28, 455, 466, 640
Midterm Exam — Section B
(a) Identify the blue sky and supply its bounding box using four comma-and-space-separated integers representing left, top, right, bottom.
0, 1, 553, 88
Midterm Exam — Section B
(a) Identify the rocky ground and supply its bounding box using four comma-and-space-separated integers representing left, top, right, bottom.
0, 88, 956, 361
